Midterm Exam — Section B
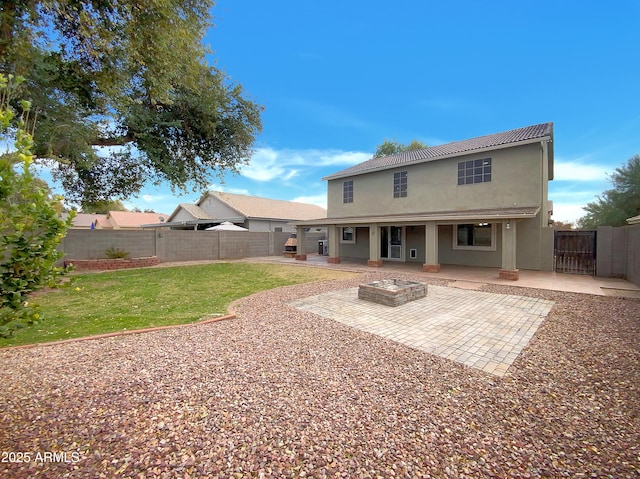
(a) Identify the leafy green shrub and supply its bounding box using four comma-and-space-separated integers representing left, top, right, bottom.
0, 74, 74, 337
104, 246, 130, 259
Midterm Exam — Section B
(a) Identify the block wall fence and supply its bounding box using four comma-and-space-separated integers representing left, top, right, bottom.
57, 226, 639, 287
596, 224, 640, 287
59, 229, 326, 265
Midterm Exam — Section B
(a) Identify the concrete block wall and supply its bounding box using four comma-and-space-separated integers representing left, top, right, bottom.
61, 230, 156, 260
626, 225, 640, 286
59, 229, 321, 264
156, 230, 218, 262
300, 232, 328, 255
596, 225, 640, 287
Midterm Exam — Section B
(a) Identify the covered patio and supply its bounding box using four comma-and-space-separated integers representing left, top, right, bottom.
293, 206, 551, 282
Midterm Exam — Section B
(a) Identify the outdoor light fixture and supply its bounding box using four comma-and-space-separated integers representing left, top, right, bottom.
506, 221, 511, 230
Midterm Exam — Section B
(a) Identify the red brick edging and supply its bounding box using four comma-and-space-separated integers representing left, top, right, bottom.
64, 256, 160, 271
2, 303, 241, 351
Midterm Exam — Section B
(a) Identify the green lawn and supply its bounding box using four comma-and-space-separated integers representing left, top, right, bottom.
0, 263, 356, 348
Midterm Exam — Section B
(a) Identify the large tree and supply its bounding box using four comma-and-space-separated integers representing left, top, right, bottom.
0, 0, 262, 203
578, 155, 640, 228
373, 139, 428, 158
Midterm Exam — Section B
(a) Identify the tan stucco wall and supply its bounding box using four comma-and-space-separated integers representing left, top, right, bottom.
406, 225, 426, 263
328, 142, 547, 220
172, 208, 197, 222
199, 195, 241, 218
246, 219, 296, 233
333, 219, 553, 271
338, 227, 370, 258
438, 225, 503, 268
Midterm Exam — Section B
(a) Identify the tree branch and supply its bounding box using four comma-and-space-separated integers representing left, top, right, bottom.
92, 131, 135, 147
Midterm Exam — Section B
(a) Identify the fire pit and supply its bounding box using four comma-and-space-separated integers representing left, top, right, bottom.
358, 279, 427, 307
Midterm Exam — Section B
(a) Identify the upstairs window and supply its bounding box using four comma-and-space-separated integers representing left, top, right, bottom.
458, 158, 491, 185
393, 171, 407, 198
343, 180, 353, 203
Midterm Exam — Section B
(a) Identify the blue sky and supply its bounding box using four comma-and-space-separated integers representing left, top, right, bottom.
49, 1, 640, 223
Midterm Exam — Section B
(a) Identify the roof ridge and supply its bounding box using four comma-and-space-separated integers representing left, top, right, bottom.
324, 122, 553, 180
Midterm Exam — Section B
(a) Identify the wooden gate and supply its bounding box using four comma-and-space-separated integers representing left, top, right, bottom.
553, 230, 597, 275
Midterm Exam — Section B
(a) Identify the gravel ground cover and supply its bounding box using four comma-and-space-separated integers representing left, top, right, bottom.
0, 271, 638, 478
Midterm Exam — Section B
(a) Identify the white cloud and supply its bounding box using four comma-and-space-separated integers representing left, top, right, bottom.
239, 147, 370, 182
554, 159, 609, 181
240, 148, 297, 182
551, 202, 589, 225
292, 193, 327, 209
316, 150, 371, 166
207, 183, 251, 195
141, 194, 169, 203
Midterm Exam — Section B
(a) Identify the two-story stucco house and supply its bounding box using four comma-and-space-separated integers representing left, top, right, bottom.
293, 123, 555, 280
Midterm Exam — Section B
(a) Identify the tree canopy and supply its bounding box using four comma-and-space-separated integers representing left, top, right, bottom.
577, 155, 640, 228
0, 0, 263, 203
373, 139, 429, 158
81, 199, 128, 214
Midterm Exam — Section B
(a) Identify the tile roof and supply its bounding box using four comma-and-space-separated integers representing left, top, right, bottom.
206, 191, 327, 221
71, 213, 107, 228
107, 211, 170, 228
174, 203, 214, 220
324, 122, 554, 180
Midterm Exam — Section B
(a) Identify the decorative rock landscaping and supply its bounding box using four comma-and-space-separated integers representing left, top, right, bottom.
1, 272, 638, 478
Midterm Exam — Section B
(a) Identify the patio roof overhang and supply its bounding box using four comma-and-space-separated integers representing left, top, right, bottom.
141, 218, 243, 229
291, 205, 541, 227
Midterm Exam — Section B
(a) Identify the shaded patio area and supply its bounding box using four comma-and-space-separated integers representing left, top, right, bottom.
246, 254, 640, 297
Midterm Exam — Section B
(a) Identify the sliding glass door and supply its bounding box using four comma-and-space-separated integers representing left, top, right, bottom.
380, 226, 404, 261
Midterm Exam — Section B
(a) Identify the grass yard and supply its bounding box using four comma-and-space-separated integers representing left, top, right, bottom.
0, 262, 356, 348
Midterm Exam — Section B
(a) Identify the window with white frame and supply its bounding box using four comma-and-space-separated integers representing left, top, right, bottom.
393, 171, 407, 198
343, 180, 353, 203
341, 226, 355, 243
453, 223, 496, 251
457, 158, 491, 185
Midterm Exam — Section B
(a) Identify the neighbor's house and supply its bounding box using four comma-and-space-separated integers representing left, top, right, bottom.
160, 191, 327, 232
293, 123, 555, 280
74, 211, 169, 229
69, 213, 107, 229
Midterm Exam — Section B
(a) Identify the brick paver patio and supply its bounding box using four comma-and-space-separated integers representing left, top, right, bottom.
289, 284, 554, 376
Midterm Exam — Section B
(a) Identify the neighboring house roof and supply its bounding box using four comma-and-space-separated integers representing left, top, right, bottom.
71, 213, 107, 228
202, 191, 327, 221
106, 211, 169, 228
95, 215, 114, 229
627, 215, 640, 225
168, 203, 215, 222
324, 122, 554, 181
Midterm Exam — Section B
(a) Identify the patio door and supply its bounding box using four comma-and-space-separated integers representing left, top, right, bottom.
381, 226, 404, 260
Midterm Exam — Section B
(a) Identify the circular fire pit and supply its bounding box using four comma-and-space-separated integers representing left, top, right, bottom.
358, 279, 427, 307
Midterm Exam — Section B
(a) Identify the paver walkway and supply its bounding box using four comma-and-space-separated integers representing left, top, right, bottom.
289, 285, 554, 377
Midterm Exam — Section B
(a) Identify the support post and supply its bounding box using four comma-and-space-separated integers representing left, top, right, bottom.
295, 226, 307, 261
423, 221, 440, 272
327, 225, 341, 263
368, 224, 382, 267
499, 219, 518, 280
